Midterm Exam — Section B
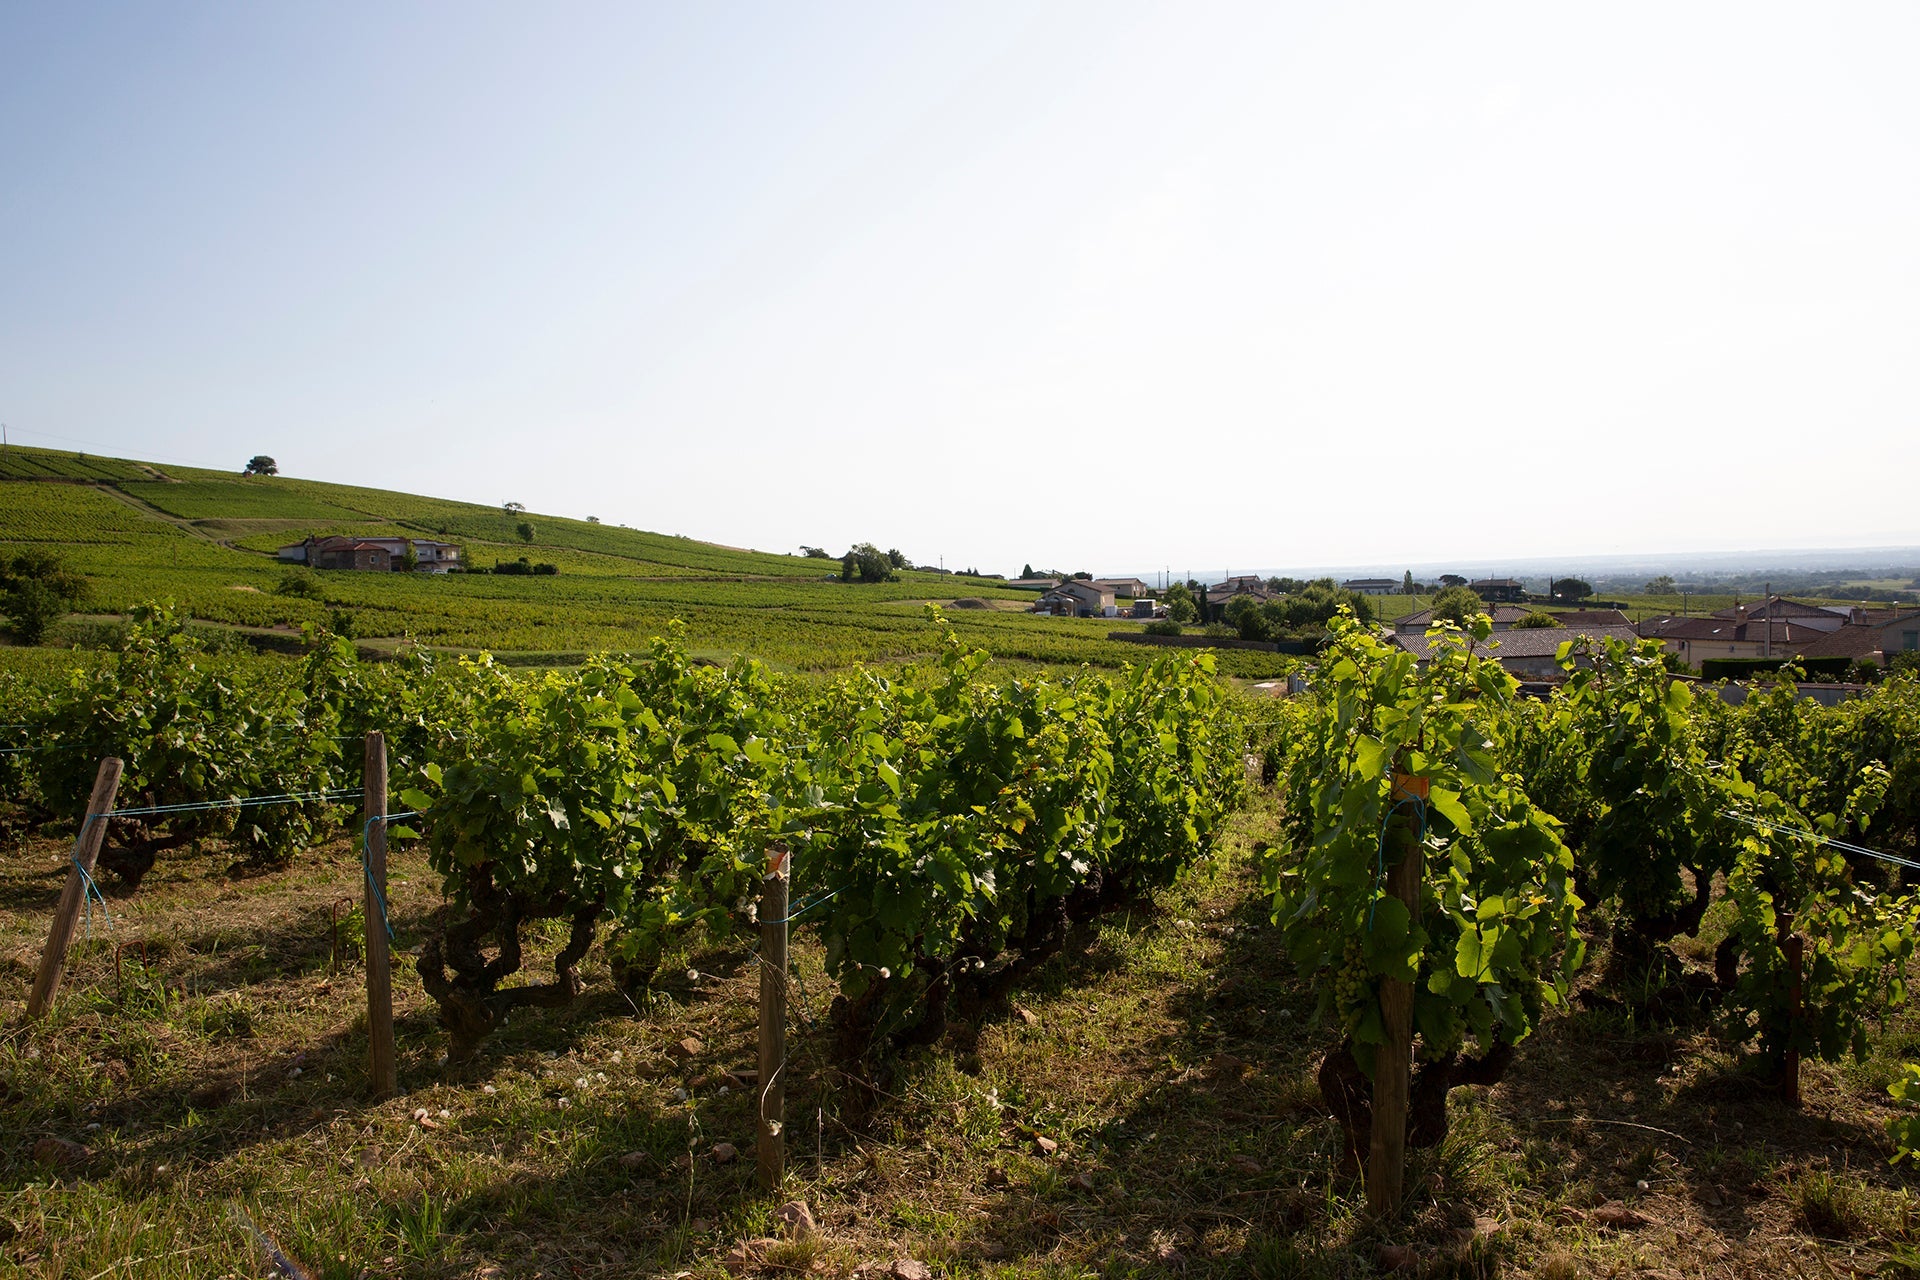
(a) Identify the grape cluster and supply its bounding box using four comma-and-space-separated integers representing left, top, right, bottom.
1330, 934, 1371, 1026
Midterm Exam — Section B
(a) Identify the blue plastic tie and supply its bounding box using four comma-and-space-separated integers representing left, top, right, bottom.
360, 810, 418, 942
73, 852, 113, 941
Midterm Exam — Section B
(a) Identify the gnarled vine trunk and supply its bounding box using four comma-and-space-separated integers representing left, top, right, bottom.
95, 824, 193, 891
416, 865, 601, 1064
1318, 1037, 1515, 1174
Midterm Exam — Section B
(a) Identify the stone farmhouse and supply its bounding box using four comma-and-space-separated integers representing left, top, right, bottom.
278, 535, 462, 574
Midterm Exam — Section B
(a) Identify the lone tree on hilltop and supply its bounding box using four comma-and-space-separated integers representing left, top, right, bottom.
503, 501, 525, 515
244, 455, 277, 476
0, 552, 87, 644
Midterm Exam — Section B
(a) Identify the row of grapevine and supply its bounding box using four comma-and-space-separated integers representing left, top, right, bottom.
0, 600, 1249, 1079
401, 617, 1247, 1066
1262, 610, 1920, 1194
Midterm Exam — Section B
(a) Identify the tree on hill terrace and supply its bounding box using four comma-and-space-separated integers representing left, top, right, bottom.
840, 542, 898, 583
1438, 573, 1468, 588
243, 455, 277, 476
0, 552, 87, 644
1550, 577, 1594, 601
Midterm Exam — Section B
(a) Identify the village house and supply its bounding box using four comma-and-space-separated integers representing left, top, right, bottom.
1205, 576, 1275, 611
278, 535, 463, 573
1792, 608, 1920, 667
1709, 597, 1855, 633
1341, 578, 1401, 596
1035, 579, 1115, 617
1393, 606, 1631, 637
1390, 621, 1642, 680
1394, 604, 1534, 634
1092, 577, 1152, 599
1469, 577, 1528, 603
1638, 614, 1832, 666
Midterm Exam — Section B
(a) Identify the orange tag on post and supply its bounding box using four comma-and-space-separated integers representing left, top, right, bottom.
1391, 774, 1429, 802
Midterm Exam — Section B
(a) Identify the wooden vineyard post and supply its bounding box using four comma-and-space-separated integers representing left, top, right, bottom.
364, 732, 397, 1100
1367, 773, 1426, 1219
1781, 914, 1803, 1107
757, 842, 790, 1192
27, 757, 123, 1019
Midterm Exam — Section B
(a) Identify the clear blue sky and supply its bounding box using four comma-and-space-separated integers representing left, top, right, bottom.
3, 4, 1916, 575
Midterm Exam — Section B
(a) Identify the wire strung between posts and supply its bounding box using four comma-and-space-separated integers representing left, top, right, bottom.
1369, 792, 1428, 931
0, 731, 361, 755
361, 810, 417, 941
1723, 809, 1920, 873
102, 788, 363, 820
776, 884, 843, 925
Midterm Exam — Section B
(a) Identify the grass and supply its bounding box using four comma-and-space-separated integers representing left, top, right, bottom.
3, 788, 1917, 1277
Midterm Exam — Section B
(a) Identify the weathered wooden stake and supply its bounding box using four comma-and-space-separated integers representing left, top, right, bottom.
1782, 917, 1804, 1108
1367, 777, 1424, 1219
364, 732, 397, 1100
27, 757, 123, 1019
757, 842, 790, 1192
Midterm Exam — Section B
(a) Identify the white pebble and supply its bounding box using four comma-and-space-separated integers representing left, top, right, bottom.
672, 1087, 689, 1102
482, 1085, 497, 1096
1636, 1179, 1650, 1191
